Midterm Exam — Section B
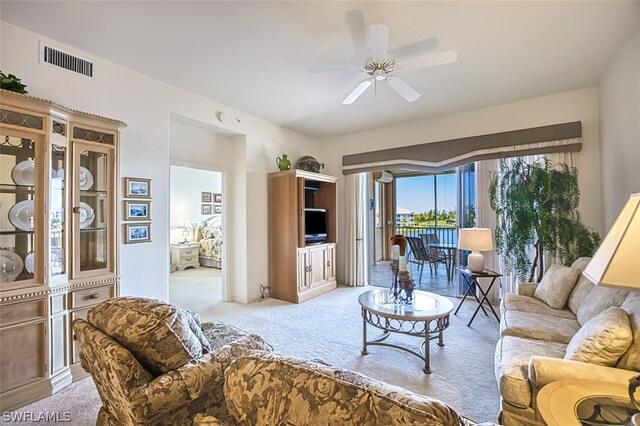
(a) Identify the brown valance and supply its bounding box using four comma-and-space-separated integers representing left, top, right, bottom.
342, 121, 582, 174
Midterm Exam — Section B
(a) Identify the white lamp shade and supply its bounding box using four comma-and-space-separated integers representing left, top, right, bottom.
583, 193, 640, 290
458, 228, 494, 252
179, 218, 191, 229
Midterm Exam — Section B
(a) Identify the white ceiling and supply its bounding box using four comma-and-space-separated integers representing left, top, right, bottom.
2, 1, 639, 139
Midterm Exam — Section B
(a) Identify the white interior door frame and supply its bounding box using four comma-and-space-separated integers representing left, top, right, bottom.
168, 159, 230, 302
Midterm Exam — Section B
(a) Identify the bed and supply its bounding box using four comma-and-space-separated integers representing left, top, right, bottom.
198, 216, 222, 268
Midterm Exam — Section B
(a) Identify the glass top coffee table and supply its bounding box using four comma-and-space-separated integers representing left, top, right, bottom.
538, 380, 639, 426
358, 288, 454, 374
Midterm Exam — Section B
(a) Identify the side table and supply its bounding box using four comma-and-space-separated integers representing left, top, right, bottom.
537, 380, 638, 426
170, 242, 200, 271
454, 268, 501, 326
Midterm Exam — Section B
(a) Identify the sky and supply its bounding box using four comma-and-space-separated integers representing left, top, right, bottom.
396, 174, 457, 213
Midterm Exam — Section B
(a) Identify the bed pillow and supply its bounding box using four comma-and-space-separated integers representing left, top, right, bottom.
564, 306, 633, 366
534, 265, 580, 309
200, 217, 221, 239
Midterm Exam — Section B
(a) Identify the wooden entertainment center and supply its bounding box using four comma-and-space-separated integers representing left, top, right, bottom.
268, 170, 337, 303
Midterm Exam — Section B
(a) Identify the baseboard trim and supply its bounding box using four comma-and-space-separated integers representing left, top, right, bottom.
0, 378, 51, 412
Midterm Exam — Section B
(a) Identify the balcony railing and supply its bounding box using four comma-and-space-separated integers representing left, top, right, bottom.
395, 226, 458, 246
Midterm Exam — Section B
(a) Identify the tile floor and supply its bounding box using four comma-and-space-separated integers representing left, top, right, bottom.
370, 260, 458, 298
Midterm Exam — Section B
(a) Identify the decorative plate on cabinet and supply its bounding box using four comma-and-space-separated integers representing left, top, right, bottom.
8, 199, 35, 231
11, 159, 35, 186
24, 251, 34, 274
79, 167, 94, 190
79, 202, 95, 229
0, 250, 24, 282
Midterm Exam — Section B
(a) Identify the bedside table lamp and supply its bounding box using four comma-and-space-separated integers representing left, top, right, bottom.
178, 218, 191, 243
583, 192, 640, 425
458, 228, 494, 273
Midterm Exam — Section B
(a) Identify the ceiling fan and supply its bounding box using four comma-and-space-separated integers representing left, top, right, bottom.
312, 24, 457, 104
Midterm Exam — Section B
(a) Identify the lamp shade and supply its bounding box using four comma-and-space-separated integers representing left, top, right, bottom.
583, 193, 640, 290
458, 228, 494, 252
178, 218, 191, 229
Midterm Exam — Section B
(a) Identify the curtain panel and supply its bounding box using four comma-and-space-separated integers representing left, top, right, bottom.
345, 173, 370, 286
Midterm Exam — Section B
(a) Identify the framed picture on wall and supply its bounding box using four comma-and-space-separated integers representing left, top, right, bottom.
123, 177, 152, 199
124, 223, 151, 244
213, 193, 222, 203
201, 192, 212, 203
202, 204, 212, 215
213, 204, 222, 214
123, 200, 151, 221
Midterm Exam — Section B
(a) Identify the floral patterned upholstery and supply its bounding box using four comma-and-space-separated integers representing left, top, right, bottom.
73, 298, 271, 425
87, 297, 213, 375
221, 352, 474, 426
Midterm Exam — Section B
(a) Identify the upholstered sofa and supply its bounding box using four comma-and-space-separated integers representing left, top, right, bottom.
495, 257, 640, 426
73, 297, 270, 425
195, 351, 498, 426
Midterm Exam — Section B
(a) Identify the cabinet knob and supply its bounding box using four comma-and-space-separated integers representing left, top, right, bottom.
88, 293, 99, 299
72, 207, 82, 214
327, 261, 330, 267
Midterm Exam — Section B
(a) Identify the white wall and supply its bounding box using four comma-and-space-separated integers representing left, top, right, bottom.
0, 22, 320, 302
169, 165, 222, 243
599, 28, 640, 230
322, 87, 602, 283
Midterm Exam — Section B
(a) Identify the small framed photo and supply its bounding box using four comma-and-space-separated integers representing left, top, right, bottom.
123, 200, 151, 221
124, 223, 151, 244
213, 193, 222, 203
124, 177, 151, 199
201, 204, 212, 215
201, 192, 212, 203
213, 204, 222, 215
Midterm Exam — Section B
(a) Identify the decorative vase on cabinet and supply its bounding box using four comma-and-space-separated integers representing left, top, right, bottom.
276, 154, 291, 171
0, 89, 126, 411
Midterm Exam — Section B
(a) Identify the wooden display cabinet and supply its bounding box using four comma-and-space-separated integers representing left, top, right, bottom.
268, 169, 337, 303
0, 89, 125, 411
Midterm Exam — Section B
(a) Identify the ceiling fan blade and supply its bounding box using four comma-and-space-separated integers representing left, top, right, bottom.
389, 36, 439, 59
342, 79, 373, 104
369, 24, 389, 60
399, 50, 458, 71
386, 77, 421, 102
309, 65, 361, 74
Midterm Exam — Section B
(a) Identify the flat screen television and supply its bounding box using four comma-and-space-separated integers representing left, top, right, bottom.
305, 208, 328, 243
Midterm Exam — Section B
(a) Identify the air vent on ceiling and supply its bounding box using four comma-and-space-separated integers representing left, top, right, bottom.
40, 43, 93, 77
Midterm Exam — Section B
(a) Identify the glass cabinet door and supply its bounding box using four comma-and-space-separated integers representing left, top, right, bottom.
0, 132, 43, 289
49, 144, 66, 280
72, 142, 113, 277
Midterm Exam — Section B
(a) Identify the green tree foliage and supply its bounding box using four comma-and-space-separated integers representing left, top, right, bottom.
489, 157, 600, 282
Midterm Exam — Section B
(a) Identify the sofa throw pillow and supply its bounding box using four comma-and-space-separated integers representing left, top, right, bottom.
534, 265, 580, 309
617, 292, 640, 371
564, 306, 633, 366
88, 297, 206, 375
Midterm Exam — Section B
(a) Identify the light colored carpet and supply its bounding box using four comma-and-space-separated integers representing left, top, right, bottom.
10, 285, 501, 425
169, 266, 222, 309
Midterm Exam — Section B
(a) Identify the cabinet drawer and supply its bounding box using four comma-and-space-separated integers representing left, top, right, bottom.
70, 285, 114, 309
180, 248, 198, 258
0, 299, 46, 326
178, 256, 198, 265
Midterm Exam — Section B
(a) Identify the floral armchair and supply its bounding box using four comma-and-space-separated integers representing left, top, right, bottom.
73, 297, 270, 425
195, 352, 498, 426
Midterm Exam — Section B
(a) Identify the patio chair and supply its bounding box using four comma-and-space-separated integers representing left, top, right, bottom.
406, 236, 448, 283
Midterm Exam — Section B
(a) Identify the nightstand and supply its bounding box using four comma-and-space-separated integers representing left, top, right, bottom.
171, 242, 200, 271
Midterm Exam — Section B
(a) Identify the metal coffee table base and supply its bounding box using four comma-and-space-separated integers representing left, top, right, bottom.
361, 308, 450, 374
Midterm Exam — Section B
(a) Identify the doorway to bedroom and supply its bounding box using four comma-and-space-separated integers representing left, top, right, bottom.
169, 165, 224, 308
